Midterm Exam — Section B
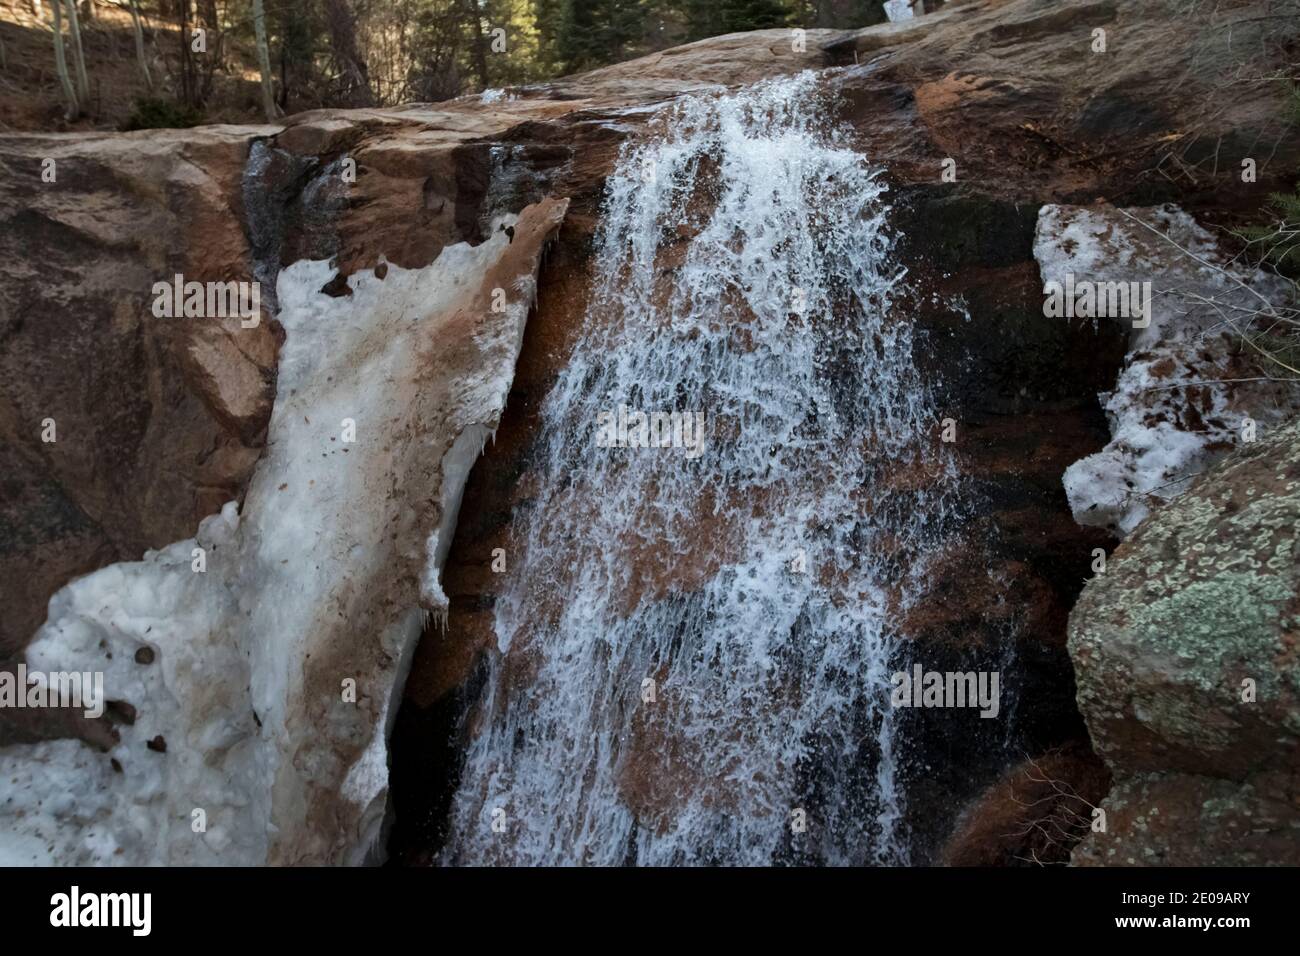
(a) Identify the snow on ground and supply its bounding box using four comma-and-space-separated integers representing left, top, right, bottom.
884, 1, 915, 22
1036, 204, 1300, 536
0, 202, 563, 864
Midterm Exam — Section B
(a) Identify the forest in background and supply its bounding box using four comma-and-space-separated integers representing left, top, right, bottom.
0, 0, 907, 130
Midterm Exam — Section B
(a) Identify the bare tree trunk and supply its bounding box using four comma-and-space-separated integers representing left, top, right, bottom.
323, 0, 374, 107
196, 0, 223, 104
127, 0, 153, 90
178, 0, 195, 106
64, 0, 90, 105
50, 0, 80, 118
252, 0, 279, 120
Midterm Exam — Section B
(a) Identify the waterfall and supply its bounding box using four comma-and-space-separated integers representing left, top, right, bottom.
440, 72, 962, 865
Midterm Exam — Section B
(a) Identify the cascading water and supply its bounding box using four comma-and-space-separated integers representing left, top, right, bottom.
440, 72, 963, 865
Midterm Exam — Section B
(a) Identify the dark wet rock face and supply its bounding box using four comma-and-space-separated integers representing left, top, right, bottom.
864, 187, 1123, 861
242, 139, 326, 310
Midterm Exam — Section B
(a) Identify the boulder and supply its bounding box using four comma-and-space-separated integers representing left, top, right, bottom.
1036, 203, 1300, 537
1070, 419, 1300, 865
941, 743, 1111, 866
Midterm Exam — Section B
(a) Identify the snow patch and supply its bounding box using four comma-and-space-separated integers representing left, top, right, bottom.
884, 1, 915, 22
0, 208, 555, 864
1037, 203, 1300, 536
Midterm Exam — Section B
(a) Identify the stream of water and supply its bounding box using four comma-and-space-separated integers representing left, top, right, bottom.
440, 72, 963, 865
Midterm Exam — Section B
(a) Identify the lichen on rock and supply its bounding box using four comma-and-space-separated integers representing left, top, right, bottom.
1069, 418, 1300, 864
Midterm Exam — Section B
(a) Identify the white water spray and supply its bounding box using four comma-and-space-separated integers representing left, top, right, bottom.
441, 72, 961, 865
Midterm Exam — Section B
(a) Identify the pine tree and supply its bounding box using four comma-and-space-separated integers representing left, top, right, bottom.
533, 0, 566, 73
555, 0, 647, 74
252, 0, 280, 120
64, 0, 90, 105
128, 0, 154, 92
1241, 187, 1300, 277
682, 0, 791, 42
50, 0, 80, 119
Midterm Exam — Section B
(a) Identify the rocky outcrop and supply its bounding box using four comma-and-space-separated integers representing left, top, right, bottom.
823, 0, 1297, 205
387, 0, 1300, 862
941, 743, 1111, 865
0, 25, 832, 681
1069, 420, 1300, 865
0, 127, 279, 665
1036, 203, 1300, 537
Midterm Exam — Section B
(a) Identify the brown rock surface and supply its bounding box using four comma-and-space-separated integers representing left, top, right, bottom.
0, 127, 279, 665
0, 198, 568, 866
385, 0, 1299, 862
9, 0, 1294, 669
942, 743, 1112, 865
1072, 770, 1300, 866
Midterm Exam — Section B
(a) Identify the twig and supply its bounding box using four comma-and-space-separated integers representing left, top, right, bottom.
1141, 376, 1297, 391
